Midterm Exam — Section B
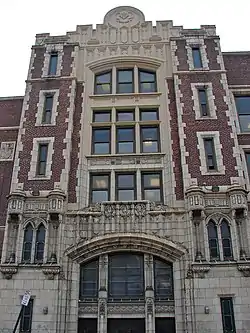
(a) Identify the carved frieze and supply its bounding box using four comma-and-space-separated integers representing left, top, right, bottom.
155, 303, 175, 313
88, 155, 163, 167
0, 141, 16, 161
78, 303, 98, 315
108, 303, 145, 314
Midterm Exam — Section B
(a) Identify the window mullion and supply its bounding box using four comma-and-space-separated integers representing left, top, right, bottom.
134, 66, 139, 93
112, 66, 116, 94
218, 224, 223, 261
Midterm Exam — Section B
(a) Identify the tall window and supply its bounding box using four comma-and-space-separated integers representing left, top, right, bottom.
198, 88, 209, 116
90, 174, 110, 203
80, 259, 99, 299
36, 143, 48, 176
141, 172, 162, 202
35, 224, 46, 262
245, 152, 250, 176
116, 173, 136, 201
109, 253, 144, 299
139, 70, 157, 93
116, 127, 135, 153
95, 71, 112, 94
154, 259, 173, 300
235, 95, 250, 132
192, 47, 203, 68
42, 94, 53, 124
20, 299, 33, 333
220, 220, 233, 259
140, 126, 160, 153
204, 138, 217, 171
48, 52, 58, 75
207, 220, 219, 260
220, 298, 236, 333
117, 69, 134, 93
92, 128, 111, 154
22, 224, 33, 262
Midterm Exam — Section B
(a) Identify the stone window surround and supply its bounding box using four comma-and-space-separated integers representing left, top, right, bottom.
197, 131, 225, 175
230, 88, 250, 134
42, 44, 63, 78
185, 38, 209, 71
240, 145, 250, 189
28, 137, 55, 180
204, 218, 236, 262
191, 82, 217, 120
35, 89, 59, 126
88, 169, 164, 204
91, 106, 161, 155
0, 141, 16, 161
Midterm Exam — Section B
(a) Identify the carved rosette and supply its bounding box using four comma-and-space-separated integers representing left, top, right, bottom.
42, 265, 60, 280
185, 185, 205, 213
227, 184, 248, 213
0, 265, 18, 279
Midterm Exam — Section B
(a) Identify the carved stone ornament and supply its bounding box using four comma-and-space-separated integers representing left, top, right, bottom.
237, 262, 250, 277
146, 297, 154, 315
0, 265, 18, 279
99, 298, 107, 316
0, 141, 16, 161
42, 265, 60, 280
103, 6, 145, 28
116, 11, 134, 24
108, 304, 145, 314
78, 303, 98, 315
189, 263, 211, 278
155, 304, 175, 313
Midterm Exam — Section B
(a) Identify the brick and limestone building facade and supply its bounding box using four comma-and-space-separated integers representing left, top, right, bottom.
0, 6, 250, 333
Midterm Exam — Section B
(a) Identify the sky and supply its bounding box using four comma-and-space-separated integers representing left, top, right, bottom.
1, 0, 250, 97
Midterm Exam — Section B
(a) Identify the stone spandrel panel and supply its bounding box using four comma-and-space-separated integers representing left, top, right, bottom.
0, 142, 15, 161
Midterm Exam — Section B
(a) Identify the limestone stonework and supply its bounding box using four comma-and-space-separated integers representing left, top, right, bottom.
0, 5, 250, 333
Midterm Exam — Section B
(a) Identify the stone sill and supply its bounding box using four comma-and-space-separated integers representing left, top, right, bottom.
89, 92, 162, 99
86, 152, 165, 159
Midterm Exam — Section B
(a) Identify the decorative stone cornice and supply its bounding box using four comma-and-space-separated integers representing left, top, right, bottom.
42, 265, 61, 280
0, 265, 18, 279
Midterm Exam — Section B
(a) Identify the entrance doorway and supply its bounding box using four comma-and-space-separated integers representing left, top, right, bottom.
78, 318, 97, 333
108, 319, 145, 333
155, 318, 176, 333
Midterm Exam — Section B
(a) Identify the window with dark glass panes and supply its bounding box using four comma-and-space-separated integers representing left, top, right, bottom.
235, 96, 250, 132
36, 143, 48, 176
220, 220, 233, 259
117, 69, 134, 93
207, 220, 220, 259
108, 253, 144, 298
198, 88, 209, 116
117, 110, 134, 122
220, 298, 236, 333
19, 299, 33, 333
116, 127, 135, 153
154, 258, 173, 299
192, 47, 203, 68
116, 173, 136, 201
35, 224, 46, 262
141, 126, 160, 153
90, 174, 110, 203
92, 128, 110, 154
142, 172, 162, 202
95, 71, 112, 94
140, 109, 158, 121
245, 152, 250, 176
204, 138, 217, 170
48, 52, 58, 75
93, 110, 111, 123
80, 259, 99, 299
22, 224, 33, 262
139, 70, 157, 93
42, 94, 53, 124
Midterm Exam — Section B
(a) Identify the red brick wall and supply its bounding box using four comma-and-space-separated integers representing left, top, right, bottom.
0, 98, 22, 126
68, 83, 83, 203
61, 45, 75, 77
167, 79, 184, 200
224, 53, 250, 86
31, 46, 45, 79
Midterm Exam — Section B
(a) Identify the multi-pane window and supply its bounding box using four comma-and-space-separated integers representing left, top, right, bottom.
204, 138, 217, 171
93, 110, 111, 123
141, 172, 162, 202
198, 88, 209, 116
108, 253, 144, 299
42, 94, 53, 124
80, 259, 99, 299
207, 219, 233, 261
35, 224, 46, 262
220, 298, 236, 333
207, 221, 219, 260
154, 259, 173, 300
36, 143, 48, 176
20, 298, 33, 333
192, 47, 203, 68
116, 127, 135, 153
117, 69, 134, 93
90, 174, 110, 203
139, 70, 157, 93
48, 52, 58, 75
141, 126, 160, 153
117, 110, 134, 122
92, 128, 111, 154
22, 224, 33, 262
140, 109, 158, 121
116, 173, 136, 201
235, 95, 250, 132
95, 71, 112, 94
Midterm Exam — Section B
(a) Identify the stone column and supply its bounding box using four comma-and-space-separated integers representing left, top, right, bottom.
235, 211, 247, 259
144, 254, 155, 333
98, 254, 108, 333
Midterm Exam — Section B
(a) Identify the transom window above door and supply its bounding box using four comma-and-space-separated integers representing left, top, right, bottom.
94, 67, 157, 95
